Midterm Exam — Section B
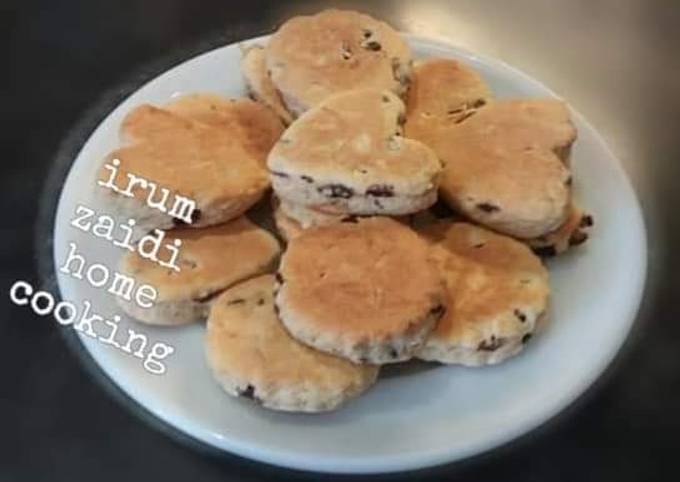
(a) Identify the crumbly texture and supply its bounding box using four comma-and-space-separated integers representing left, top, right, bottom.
268, 89, 442, 216
417, 222, 550, 366
240, 45, 294, 125
527, 205, 593, 256
275, 217, 445, 364
117, 217, 281, 325
266, 9, 412, 115
405, 62, 577, 239
99, 95, 276, 230
205, 275, 379, 412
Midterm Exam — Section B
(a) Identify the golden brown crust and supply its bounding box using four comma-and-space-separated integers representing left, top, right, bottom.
120, 217, 280, 302
266, 9, 412, 114
205, 275, 379, 412
165, 93, 284, 167
276, 217, 444, 363
106, 102, 270, 226
418, 222, 549, 363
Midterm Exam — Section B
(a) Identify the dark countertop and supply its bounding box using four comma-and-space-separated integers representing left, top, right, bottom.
2, 0, 679, 480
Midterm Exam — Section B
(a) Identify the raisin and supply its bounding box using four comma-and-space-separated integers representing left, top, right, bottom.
257, 298, 265, 306
366, 184, 394, 197
569, 230, 589, 246
476, 202, 500, 213
522, 333, 533, 344
275, 272, 284, 284
514, 309, 527, 322
300, 175, 314, 183
318, 184, 353, 199
532, 245, 557, 257
580, 214, 594, 228
455, 111, 477, 124
478, 336, 504, 352
237, 385, 261, 403
190, 209, 202, 224
430, 304, 446, 317
364, 40, 382, 51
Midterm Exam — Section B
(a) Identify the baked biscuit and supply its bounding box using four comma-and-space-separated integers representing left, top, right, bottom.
101, 101, 270, 230
417, 221, 549, 366
528, 205, 594, 256
266, 9, 412, 115
275, 217, 445, 364
205, 275, 379, 412
118, 217, 280, 325
268, 89, 442, 216
406, 98, 576, 239
406, 58, 492, 142
240, 45, 294, 124
164, 93, 284, 167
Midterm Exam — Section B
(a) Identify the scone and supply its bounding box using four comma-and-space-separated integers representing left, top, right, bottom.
205, 275, 379, 412
268, 89, 442, 216
266, 9, 412, 115
99, 99, 271, 231
406, 57, 493, 142
528, 205, 594, 256
406, 98, 576, 239
164, 93, 284, 167
275, 217, 446, 364
417, 221, 550, 366
240, 45, 294, 124
117, 217, 280, 325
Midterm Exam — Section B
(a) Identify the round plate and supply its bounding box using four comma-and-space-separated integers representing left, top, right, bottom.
53, 35, 646, 474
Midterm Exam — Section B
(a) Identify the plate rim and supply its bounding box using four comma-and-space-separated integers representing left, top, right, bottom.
51, 33, 648, 474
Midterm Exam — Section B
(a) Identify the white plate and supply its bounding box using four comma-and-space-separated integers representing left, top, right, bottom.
53, 35, 647, 474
